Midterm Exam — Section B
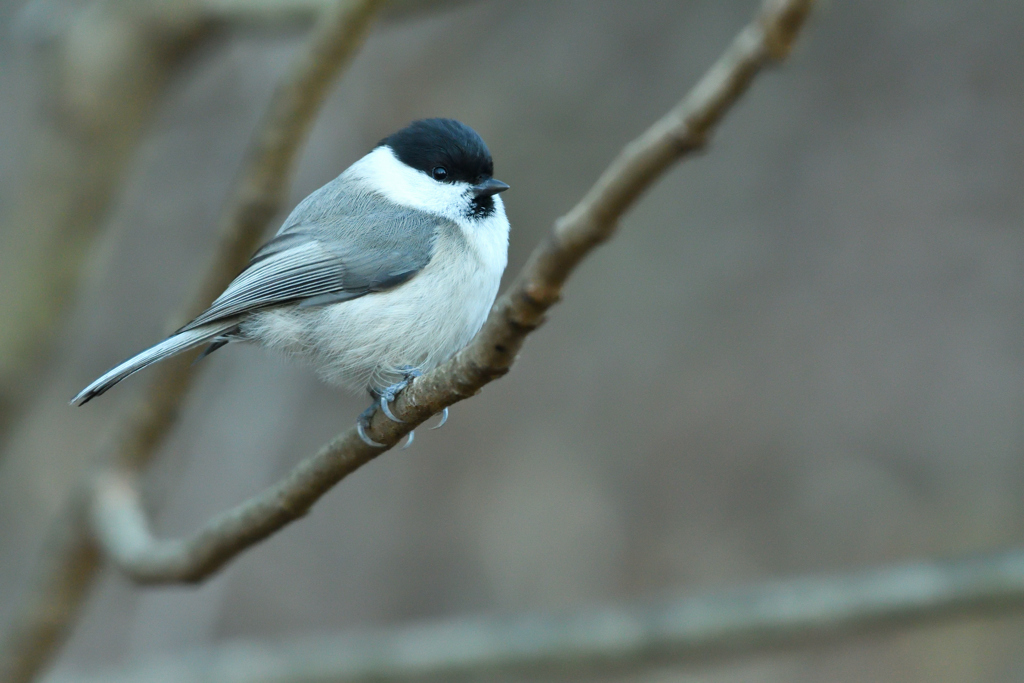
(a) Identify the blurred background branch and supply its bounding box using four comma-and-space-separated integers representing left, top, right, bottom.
0, 0, 473, 446
86, 0, 814, 586
201, 0, 475, 26
47, 548, 1024, 683
3, 0, 1022, 682
0, 0, 211, 440
0, 1, 384, 681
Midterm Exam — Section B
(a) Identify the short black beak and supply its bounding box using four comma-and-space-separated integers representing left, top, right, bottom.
472, 178, 510, 198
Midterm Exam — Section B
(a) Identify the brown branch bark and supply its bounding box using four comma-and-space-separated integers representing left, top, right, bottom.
90, 0, 815, 585
47, 548, 1024, 683
0, 3, 385, 682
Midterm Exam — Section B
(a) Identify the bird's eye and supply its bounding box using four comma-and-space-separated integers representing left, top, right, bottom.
431, 166, 448, 181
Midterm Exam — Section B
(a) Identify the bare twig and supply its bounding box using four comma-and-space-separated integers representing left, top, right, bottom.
202, 0, 476, 26
0, 3, 385, 682
91, 0, 815, 585
0, 0, 211, 438
51, 548, 1024, 683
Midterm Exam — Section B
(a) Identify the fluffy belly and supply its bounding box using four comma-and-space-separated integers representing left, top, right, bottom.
241, 259, 500, 393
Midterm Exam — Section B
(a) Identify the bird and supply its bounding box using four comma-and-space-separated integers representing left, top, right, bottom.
72, 118, 511, 447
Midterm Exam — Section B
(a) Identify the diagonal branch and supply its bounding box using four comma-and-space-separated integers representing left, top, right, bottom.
91, 0, 815, 585
0, 3, 385, 682
47, 548, 1024, 683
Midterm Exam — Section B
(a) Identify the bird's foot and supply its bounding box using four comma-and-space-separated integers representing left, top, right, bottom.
377, 367, 423, 423
356, 403, 415, 449
356, 404, 385, 448
430, 407, 448, 430
381, 367, 448, 431
357, 367, 423, 449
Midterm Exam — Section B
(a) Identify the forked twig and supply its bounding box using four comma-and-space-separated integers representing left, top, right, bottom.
0, 2, 385, 681
90, 0, 815, 584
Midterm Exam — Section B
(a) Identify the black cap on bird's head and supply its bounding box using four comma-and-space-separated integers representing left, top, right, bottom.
378, 118, 509, 201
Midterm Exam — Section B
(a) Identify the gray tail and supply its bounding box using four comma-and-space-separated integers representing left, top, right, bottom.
71, 322, 237, 406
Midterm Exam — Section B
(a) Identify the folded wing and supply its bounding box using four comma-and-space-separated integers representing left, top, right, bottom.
178, 224, 436, 333
73, 187, 443, 405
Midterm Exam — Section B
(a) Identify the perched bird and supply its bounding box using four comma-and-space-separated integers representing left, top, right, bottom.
73, 118, 510, 446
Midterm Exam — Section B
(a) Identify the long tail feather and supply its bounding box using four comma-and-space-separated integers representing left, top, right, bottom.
71, 322, 237, 406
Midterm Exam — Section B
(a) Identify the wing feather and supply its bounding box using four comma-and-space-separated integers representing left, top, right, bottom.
177, 226, 434, 333
176, 181, 446, 333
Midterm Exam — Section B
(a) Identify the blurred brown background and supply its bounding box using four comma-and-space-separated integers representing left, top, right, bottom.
2, 1, 1024, 681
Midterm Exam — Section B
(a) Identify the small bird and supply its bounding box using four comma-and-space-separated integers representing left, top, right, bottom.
73, 118, 510, 446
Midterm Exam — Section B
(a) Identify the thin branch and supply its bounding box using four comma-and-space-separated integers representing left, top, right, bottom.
0, 0, 211, 440
91, 0, 815, 585
52, 548, 1024, 683
0, 3, 385, 682
202, 0, 476, 26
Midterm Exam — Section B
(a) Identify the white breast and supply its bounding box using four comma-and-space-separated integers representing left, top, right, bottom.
245, 198, 509, 394
245, 146, 510, 392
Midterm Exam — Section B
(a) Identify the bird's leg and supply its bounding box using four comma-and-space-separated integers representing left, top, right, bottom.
378, 366, 422, 423
384, 366, 449, 430
356, 366, 422, 449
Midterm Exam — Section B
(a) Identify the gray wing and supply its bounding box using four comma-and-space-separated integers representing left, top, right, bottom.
178, 190, 441, 333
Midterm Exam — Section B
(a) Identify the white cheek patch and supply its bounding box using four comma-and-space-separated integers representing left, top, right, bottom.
344, 145, 511, 276
345, 146, 472, 224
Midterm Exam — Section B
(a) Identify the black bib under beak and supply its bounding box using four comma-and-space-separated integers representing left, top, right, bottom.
472, 178, 510, 198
